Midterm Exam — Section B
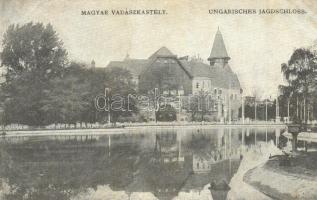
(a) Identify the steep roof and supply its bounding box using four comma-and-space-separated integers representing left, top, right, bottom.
149, 46, 176, 59
208, 29, 230, 60
107, 47, 176, 76
107, 59, 149, 76
106, 47, 241, 90
180, 60, 241, 89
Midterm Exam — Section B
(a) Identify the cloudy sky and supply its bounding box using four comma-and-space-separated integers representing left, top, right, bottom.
1, 0, 317, 98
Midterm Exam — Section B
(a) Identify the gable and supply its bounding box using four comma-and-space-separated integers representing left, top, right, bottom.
148, 46, 176, 60
138, 57, 192, 94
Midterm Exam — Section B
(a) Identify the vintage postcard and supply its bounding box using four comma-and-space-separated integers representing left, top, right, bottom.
0, 0, 317, 199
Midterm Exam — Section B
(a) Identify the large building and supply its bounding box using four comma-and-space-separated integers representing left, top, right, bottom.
107, 29, 242, 121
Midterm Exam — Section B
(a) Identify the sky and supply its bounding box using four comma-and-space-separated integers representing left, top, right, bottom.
1, 0, 317, 98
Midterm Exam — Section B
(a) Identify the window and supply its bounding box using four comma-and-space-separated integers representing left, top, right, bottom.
219, 89, 222, 95
235, 94, 237, 100
214, 89, 217, 95
196, 82, 200, 89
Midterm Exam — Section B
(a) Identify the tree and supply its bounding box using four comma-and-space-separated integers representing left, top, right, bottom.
103, 67, 138, 124
81, 66, 109, 124
156, 104, 177, 121
278, 85, 295, 121
188, 91, 212, 121
0, 22, 68, 126
188, 95, 199, 121
281, 48, 317, 123
1, 22, 67, 83
41, 63, 91, 126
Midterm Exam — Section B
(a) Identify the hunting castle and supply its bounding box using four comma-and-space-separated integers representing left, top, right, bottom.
107, 29, 242, 122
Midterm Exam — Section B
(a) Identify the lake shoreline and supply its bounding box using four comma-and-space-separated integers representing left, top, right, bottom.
1, 123, 286, 137
244, 151, 317, 200
227, 142, 282, 200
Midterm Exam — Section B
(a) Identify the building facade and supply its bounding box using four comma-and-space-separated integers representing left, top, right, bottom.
107, 30, 242, 122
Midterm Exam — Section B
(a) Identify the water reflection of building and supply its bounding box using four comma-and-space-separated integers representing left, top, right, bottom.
153, 132, 184, 164
182, 129, 242, 200
0, 128, 283, 200
192, 152, 214, 173
191, 130, 241, 175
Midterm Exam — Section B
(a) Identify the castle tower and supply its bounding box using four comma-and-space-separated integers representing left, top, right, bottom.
208, 28, 230, 67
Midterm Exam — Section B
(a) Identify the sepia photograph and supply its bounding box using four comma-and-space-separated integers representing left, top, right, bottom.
0, 0, 317, 199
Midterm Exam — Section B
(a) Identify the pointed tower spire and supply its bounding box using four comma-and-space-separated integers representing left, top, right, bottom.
208, 28, 230, 67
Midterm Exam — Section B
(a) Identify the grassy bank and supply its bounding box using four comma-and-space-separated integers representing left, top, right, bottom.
244, 151, 317, 200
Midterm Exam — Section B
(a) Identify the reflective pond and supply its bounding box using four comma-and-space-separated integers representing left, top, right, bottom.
0, 127, 284, 200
